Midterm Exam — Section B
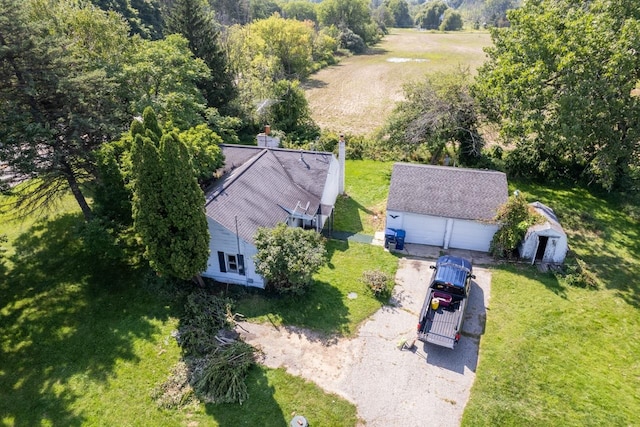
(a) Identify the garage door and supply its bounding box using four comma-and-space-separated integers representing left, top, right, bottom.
403, 213, 447, 246
448, 219, 499, 252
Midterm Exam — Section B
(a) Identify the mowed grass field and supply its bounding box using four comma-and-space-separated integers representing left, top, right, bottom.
304, 29, 491, 135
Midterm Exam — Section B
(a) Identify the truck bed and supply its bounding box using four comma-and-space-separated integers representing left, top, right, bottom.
417, 294, 465, 349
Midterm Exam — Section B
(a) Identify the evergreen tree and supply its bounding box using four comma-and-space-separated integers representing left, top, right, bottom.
164, 0, 236, 110
158, 131, 210, 279
0, 0, 130, 220
131, 108, 209, 280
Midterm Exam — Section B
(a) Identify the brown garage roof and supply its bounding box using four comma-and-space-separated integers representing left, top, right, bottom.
387, 163, 508, 222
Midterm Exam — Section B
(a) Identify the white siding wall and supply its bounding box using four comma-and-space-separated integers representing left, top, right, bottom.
387, 212, 448, 246
448, 219, 499, 252
385, 210, 404, 230
321, 156, 340, 207
202, 218, 264, 288
519, 229, 568, 264
318, 155, 340, 230
386, 211, 497, 252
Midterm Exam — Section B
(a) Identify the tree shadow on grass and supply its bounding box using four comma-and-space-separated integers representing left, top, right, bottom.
206, 365, 287, 427
514, 181, 640, 308
231, 279, 351, 337
365, 46, 390, 56
325, 238, 349, 269
301, 77, 329, 90
0, 214, 172, 426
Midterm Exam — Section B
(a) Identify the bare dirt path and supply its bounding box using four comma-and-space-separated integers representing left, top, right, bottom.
239, 257, 492, 426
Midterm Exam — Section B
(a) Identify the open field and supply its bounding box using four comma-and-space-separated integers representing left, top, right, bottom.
304, 29, 491, 135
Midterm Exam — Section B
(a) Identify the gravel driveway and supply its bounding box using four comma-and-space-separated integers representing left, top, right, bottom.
239, 256, 491, 426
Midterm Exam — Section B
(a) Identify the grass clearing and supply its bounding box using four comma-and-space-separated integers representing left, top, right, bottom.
0, 198, 358, 426
233, 239, 398, 336
334, 159, 394, 235
463, 182, 640, 426
304, 29, 491, 135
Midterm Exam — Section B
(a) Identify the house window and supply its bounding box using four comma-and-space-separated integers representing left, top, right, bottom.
217, 251, 245, 276
227, 254, 238, 272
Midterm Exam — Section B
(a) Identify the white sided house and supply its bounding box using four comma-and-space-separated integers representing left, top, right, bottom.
202, 145, 341, 288
519, 201, 568, 264
385, 163, 508, 253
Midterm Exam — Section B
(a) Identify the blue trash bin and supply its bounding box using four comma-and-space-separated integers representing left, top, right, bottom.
395, 229, 406, 250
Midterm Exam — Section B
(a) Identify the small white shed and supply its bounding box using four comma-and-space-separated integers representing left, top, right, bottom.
519, 202, 568, 264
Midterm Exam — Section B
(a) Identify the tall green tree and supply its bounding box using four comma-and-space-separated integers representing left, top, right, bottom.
318, 0, 376, 45
131, 108, 209, 280
386, 0, 412, 28
266, 80, 319, 141
0, 0, 131, 220
381, 69, 483, 165
439, 9, 463, 31
474, 0, 640, 190
282, 1, 317, 22
164, 0, 236, 111
250, 0, 281, 20
91, 0, 163, 39
227, 14, 325, 124
483, 0, 517, 28
120, 34, 210, 130
178, 124, 224, 184
210, 0, 250, 25
415, 1, 448, 30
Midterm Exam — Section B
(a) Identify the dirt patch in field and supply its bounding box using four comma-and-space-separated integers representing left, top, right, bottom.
239, 257, 492, 426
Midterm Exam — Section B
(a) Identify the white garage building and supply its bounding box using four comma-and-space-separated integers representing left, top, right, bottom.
385, 163, 508, 253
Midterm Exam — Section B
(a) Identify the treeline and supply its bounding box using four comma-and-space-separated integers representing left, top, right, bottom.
2, 0, 639, 232
91, 0, 518, 38
0, 0, 382, 221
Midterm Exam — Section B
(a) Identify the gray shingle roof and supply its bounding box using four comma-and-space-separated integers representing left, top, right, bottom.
387, 163, 508, 222
205, 145, 334, 243
529, 201, 566, 236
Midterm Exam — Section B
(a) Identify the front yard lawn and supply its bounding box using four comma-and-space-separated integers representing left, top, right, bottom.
0, 201, 358, 426
233, 239, 399, 336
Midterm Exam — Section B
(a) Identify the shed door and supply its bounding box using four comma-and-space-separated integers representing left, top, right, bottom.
449, 220, 499, 252
403, 213, 447, 246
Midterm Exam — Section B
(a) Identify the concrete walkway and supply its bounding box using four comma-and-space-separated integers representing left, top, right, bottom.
331, 230, 495, 266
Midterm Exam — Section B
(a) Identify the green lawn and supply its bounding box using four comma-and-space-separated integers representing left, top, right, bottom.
463, 182, 640, 426
3, 172, 639, 426
0, 200, 358, 426
234, 239, 398, 336
334, 159, 394, 235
